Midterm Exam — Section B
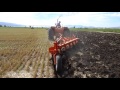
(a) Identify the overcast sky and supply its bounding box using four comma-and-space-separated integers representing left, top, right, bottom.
0, 12, 120, 27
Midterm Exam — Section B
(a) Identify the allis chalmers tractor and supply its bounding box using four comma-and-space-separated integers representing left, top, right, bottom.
48, 18, 79, 74
48, 15, 71, 41
48, 25, 70, 41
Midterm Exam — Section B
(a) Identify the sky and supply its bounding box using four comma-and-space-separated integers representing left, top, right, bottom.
0, 12, 120, 27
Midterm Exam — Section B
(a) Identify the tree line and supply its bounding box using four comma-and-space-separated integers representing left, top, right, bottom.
0, 25, 11, 27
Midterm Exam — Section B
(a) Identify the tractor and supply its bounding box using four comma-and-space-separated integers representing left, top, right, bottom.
48, 18, 70, 41
48, 26, 70, 40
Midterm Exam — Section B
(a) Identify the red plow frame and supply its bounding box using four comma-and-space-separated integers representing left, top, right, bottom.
49, 33, 79, 73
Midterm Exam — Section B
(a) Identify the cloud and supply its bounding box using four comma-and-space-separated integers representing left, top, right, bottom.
0, 12, 40, 26
59, 12, 107, 26
0, 12, 120, 27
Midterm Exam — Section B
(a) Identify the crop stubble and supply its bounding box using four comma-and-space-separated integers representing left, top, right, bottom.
0, 28, 55, 78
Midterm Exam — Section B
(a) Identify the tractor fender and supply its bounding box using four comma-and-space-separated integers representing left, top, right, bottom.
51, 26, 56, 30
64, 27, 69, 30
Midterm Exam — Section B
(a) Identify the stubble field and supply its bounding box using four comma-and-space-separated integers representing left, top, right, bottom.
0, 27, 55, 78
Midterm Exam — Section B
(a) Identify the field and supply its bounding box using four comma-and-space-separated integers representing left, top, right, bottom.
70, 28, 120, 33
0, 27, 55, 78
0, 27, 120, 78
61, 31, 120, 78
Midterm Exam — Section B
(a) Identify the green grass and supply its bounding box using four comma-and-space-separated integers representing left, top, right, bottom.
1, 27, 120, 33
69, 28, 120, 33
0, 27, 45, 40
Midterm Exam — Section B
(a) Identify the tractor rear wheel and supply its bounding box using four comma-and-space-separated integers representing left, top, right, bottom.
48, 28, 54, 40
63, 29, 70, 37
56, 55, 62, 73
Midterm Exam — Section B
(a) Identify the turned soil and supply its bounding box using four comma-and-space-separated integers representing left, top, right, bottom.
61, 31, 120, 78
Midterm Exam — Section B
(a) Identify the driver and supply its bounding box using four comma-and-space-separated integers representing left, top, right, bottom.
56, 21, 61, 28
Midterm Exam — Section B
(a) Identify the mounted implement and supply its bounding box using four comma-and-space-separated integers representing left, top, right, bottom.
49, 33, 79, 73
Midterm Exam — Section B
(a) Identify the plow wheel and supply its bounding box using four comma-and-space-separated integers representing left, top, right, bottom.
56, 55, 62, 73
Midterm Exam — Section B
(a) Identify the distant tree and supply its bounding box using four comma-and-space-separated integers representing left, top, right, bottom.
4, 25, 6, 27
0, 25, 2, 27
84, 28, 88, 29
74, 26, 75, 28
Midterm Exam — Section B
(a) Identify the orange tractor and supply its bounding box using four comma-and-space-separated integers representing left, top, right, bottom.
48, 25, 70, 41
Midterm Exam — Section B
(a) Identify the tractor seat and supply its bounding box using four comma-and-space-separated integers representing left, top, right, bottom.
56, 26, 61, 28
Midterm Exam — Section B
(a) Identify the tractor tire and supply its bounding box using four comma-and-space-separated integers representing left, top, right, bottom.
63, 29, 70, 37
56, 55, 62, 73
48, 28, 54, 41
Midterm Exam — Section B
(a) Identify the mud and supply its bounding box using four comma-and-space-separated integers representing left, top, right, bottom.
61, 31, 120, 78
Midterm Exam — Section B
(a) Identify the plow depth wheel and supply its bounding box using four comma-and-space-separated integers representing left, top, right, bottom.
56, 55, 62, 73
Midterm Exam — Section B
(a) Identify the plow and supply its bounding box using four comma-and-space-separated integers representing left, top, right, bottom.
49, 34, 79, 73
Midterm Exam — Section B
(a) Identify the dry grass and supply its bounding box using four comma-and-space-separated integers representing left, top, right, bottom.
0, 27, 55, 78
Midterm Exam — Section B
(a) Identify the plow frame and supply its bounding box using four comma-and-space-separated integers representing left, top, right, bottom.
49, 33, 79, 73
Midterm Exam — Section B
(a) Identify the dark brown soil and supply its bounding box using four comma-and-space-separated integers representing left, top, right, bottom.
61, 31, 120, 78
